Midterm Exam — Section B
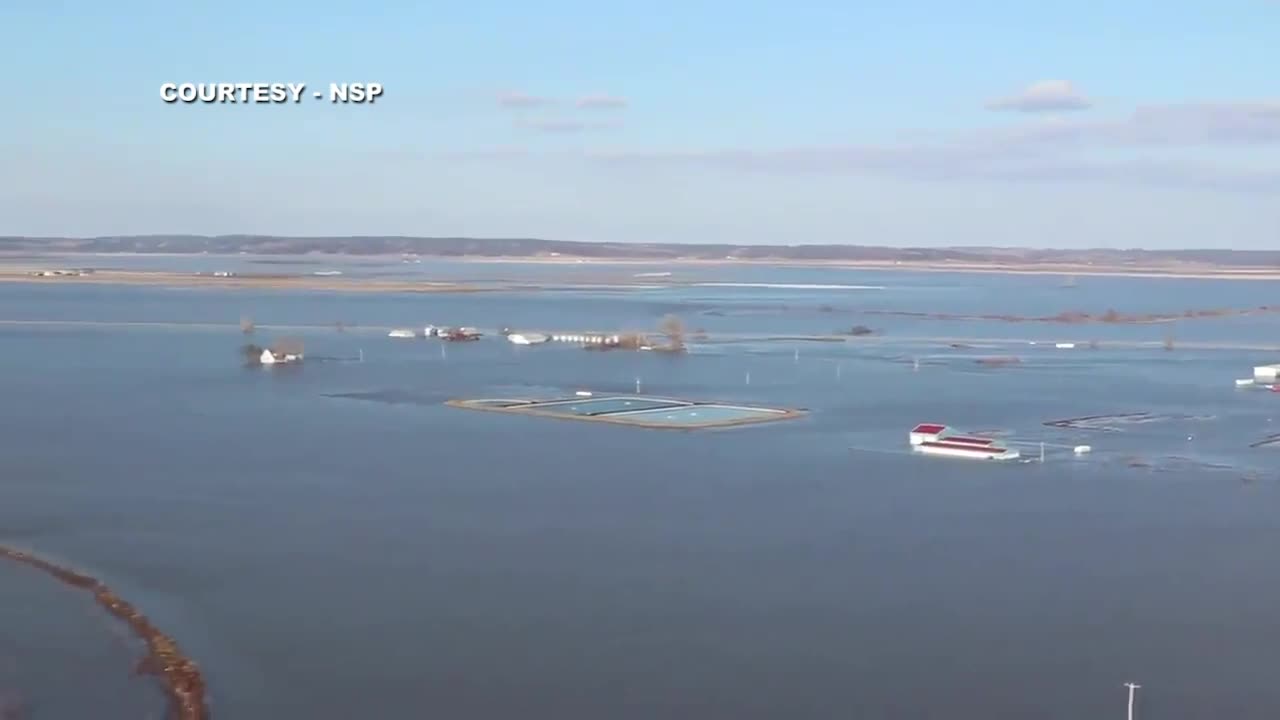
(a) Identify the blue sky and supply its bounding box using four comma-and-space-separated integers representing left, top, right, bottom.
2, 0, 1277, 247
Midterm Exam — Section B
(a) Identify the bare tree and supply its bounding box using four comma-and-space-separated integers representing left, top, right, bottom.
271, 337, 305, 356
611, 332, 648, 349
241, 343, 263, 360
240, 316, 255, 334
659, 314, 685, 351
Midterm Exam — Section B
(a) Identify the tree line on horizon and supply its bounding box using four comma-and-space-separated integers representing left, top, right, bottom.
2, 235, 1276, 265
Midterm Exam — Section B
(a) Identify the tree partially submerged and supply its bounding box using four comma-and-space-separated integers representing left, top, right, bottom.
271, 337, 305, 357
240, 316, 255, 334
242, 338, 304, 364
578, 315, 687, 353
659, 314, 686, 352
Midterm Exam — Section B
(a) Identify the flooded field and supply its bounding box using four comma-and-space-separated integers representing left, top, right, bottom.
2, 265, 1280, 718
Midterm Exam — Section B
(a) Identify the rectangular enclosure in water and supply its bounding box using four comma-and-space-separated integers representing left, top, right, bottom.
526, 396, 691, 416
447, 395, 803, 429
612, 404, 789, 426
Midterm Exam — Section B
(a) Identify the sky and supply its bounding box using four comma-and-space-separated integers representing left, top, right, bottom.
2, 0, 1277, 248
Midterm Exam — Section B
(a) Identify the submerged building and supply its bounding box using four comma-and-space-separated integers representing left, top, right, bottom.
259, 348, 302, 365
908, 423, 1021, 461
550, 333, 622, 345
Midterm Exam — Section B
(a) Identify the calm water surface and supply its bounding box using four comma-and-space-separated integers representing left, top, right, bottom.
1, 266, 1279, 719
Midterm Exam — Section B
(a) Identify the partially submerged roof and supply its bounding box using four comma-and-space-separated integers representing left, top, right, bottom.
940, 435, 995, 446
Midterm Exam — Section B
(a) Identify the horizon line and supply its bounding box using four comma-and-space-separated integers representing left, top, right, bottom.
1, 234, 1274, 255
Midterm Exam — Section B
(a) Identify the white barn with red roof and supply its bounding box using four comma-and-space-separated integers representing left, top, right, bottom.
908, 423, 1020, 461
909, 423, 948, 446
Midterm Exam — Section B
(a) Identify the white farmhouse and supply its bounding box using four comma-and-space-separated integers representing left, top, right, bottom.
1254, 364, 1280, 383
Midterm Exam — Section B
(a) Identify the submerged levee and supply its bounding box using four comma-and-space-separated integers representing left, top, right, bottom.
0, 545, 209, 720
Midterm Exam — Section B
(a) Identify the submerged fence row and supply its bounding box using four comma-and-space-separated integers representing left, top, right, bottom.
0, 545, 209, 719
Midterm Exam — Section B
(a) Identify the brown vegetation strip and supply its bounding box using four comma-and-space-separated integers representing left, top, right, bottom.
0, 546, 209, 719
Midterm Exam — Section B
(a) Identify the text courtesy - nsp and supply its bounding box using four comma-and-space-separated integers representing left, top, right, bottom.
160, 83, 383, 103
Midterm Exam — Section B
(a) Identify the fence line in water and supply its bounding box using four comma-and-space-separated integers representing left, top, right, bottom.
0, 545, 210, 720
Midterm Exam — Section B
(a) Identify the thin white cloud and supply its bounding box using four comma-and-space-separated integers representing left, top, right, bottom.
497, 91, 554, 108
987, 80, 1093, 113
498, 91, 628, 110
586, 101, 1280, 192
576, 94, 628, 110
988, 161, 1280, 193
455, 98, 1280, 193
1002, 101, 1280, 147
520, 118, 622, 133
585, 146, 1280, 193
435, 146, 530, 160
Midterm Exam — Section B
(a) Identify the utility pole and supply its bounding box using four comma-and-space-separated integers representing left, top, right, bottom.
1124, 682, 1141, 720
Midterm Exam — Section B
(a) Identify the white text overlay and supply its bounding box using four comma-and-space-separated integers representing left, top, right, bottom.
160, 83, 383, 104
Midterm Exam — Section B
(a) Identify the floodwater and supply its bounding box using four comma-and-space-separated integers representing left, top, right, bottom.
1, 261, 1279, 719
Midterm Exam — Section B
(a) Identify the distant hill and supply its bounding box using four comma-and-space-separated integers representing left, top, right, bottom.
1, 235, 1276, 268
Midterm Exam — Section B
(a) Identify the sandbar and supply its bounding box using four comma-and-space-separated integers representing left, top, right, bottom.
0, 268, 490, 294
